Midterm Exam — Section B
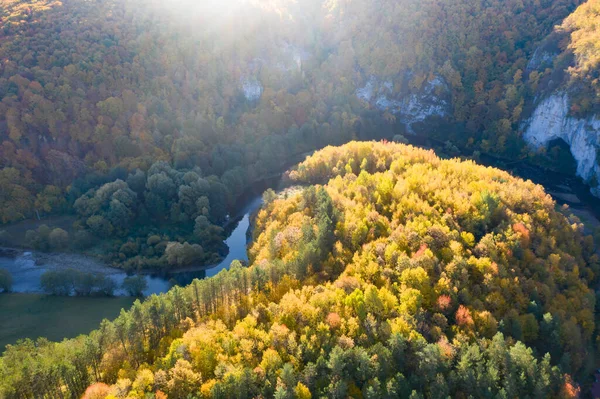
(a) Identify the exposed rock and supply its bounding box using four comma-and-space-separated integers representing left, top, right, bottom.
526, 47, 558, 72
241, 77, 263, 101
276, 42, 310, 71
523, 94, 600, 197
356, 75, 449, 132
240, 42, 310, 101
355, 77, 376, 102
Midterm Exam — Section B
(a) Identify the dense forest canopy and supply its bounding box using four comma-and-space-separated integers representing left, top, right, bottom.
557, 0, 600, 114
2, 0, 600, 393
1, 142, 598, 398
0, 0, 597, 270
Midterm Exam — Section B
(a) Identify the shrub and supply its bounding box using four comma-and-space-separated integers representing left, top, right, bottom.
48, 228, 69, 250
122, 275, 148, 297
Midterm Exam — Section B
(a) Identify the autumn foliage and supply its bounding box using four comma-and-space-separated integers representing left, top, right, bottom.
0, 0, 590, 250
1, 142, 597, 398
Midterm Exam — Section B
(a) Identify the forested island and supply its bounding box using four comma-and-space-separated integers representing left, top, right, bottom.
2, 0, 600, 397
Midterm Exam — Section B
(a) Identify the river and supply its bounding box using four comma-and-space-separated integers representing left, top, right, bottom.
2, 143, 599, 297
1, 141, 599, 350
0, 195, 264, 297
0, 194, 265, 350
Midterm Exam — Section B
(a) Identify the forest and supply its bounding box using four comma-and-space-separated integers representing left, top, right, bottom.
1, 142, 598, 398
0, 0, 596, 270
2, 0, 600, 396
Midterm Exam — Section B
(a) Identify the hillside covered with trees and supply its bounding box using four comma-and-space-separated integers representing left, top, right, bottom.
1, 0, 597, 269
553, 0, 600, 115
1, 142, 598, 398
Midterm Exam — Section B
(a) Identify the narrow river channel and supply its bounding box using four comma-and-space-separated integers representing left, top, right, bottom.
1, 141, 599, 349
0, 195, 264, 296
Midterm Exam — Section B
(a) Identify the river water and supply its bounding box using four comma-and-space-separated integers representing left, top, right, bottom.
2, 148, 599, 297
206, 196, 263, 278
1, 144, 599, 351
0, 196, 264, 296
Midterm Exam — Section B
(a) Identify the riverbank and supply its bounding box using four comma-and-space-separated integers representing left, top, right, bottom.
12, 249, 123, 275
0, 249, 172, 295
0, 190, 268, 296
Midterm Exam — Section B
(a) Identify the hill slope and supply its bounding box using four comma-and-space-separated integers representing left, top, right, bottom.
1, 142, 597, 398
0, 0, 593, 270
521, 0, 600, 197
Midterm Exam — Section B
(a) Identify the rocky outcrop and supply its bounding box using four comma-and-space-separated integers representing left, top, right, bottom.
526, 46, 558, 73
239, 43, 309, 102
241, 78, 263, 101
356, 75, 449, 132
523, 94, 600, 196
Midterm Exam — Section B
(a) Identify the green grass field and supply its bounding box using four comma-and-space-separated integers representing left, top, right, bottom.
0, 293, 135, 352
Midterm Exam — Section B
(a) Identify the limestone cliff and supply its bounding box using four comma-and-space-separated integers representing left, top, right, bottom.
355, 75, 449, 132
522, 94, 600, 196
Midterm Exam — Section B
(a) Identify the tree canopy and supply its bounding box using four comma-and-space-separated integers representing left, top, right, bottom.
1, 142, 597, 398
0, 0, 594, 270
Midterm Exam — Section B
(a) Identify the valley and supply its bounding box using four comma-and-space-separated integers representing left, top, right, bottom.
2, 0, 600, 397
0, 194, 264, 350
1, 135, 599, 356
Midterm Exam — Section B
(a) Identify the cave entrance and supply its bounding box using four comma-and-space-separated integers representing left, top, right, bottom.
543, 138, 578, 175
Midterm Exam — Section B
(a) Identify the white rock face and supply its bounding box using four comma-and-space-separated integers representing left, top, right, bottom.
523, 94, 600, 195
526, 47, 557, 72
278, 43, 310, 72
241, 78, 263, 101
239, 42, 310, 102
356, 75, 449, 131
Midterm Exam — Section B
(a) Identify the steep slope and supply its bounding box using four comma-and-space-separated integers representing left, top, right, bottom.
522, 0, 600, 196
522, 94, 600, 196
1, 142, 597, 398
0, 0, 587, 270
